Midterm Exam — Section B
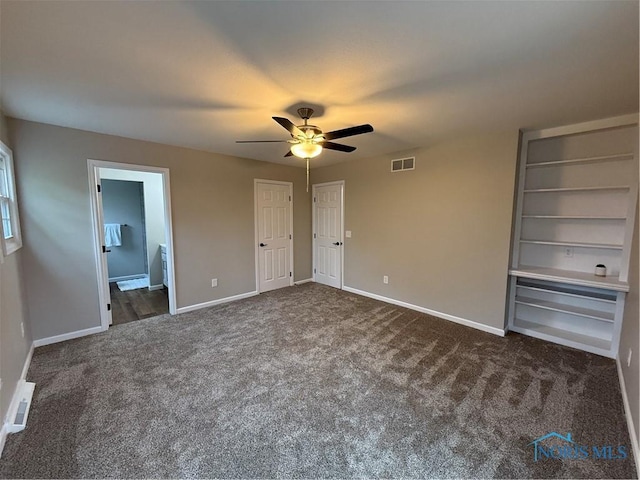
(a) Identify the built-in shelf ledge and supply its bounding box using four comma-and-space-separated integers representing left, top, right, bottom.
510, 266, 629, 292
519, 239, 623, 250
521, 215, 626, 220
516, 284, 617, 303
526, 153, 633, 169
515, 296, 614, 322
512, 318, 612, 356
524, 186, 630, 193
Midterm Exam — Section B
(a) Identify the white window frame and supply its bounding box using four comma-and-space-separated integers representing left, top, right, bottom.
0, 141, 22, 256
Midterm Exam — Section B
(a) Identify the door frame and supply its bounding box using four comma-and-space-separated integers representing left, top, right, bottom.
254, 179, 294, 293
312, 180, 345, 289
88, 159, 177, 331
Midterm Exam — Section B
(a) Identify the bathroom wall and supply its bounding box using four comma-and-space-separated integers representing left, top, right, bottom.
101, 179, 146, 280
100, 169, 166, 288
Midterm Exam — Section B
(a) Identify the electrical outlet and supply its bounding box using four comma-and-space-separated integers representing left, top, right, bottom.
627, 349, 633, 368
211, 278, 218, 288
564, 247, 573, 258
20, 322, 24, 338
383, 275, 389, 284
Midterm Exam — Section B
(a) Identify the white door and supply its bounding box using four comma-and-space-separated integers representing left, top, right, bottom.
94, 178, 113, 326
314, 182, 343, 289
256, 181, 293, 293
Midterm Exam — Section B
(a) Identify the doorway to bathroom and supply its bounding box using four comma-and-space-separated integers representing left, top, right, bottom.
89, 160, 176, 330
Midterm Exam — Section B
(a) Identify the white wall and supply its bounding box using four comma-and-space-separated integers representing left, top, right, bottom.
100, 169, 165, 288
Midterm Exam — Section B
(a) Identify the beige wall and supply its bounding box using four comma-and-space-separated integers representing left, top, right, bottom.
0, 110, 32, 434
619, 199, 639, 456
0, 113, 7, 143
312, 133, 519, 330
8, 119, 311, 341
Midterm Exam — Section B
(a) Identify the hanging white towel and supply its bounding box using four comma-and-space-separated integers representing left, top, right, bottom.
104, 223, 122, 247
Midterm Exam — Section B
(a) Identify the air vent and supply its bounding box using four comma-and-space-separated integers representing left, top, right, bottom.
7, 381, 35, 434
391, 157, 415, 172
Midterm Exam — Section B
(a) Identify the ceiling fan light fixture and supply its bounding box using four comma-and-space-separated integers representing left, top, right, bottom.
290, 141, 322, 159
236, 108, 373, 163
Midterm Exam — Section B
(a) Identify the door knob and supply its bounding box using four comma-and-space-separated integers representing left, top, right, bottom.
259, 243, 267, 247
333, 242, 343, 246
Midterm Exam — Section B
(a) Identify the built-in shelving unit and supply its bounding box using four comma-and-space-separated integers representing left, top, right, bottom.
507, 115, 638, 358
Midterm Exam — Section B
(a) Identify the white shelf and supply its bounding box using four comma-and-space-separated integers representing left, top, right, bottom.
524, 186, 629, 193
521, 215, 626, 220
517, 284, 616, 303
519, 239, 623, 250
515, 296, 614, 323
512, 318, 612, 355
510, 266, 629, 292
526, 153, 633, 169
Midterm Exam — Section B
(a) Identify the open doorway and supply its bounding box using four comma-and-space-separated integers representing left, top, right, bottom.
101, 172, 167, 325
88, 160, 176, 331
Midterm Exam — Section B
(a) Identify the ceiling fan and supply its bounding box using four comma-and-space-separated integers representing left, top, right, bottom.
237, 107, 374, 158
236, 107, 374, 190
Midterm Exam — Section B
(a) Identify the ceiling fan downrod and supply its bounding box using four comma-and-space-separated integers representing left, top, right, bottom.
297, 107, 314, 122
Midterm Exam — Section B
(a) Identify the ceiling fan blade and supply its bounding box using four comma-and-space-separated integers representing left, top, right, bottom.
236, 140, 290, 144
323, 124, 373, 141
273, 117, 304, 137
322, 141, 356, 153
284, 150, 294, 157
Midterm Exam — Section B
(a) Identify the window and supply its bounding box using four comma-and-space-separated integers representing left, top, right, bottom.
0, 141, 22, 255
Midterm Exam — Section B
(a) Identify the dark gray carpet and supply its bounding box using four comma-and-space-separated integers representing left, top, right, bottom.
0, 283, 636, 479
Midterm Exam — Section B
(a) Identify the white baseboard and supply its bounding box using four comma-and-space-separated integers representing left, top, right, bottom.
32, 325, 104, 348
175, 291, 258, 315
148, 284, 164, 291
20, 344, 34, 381
0, 424, 7, 459
109, 274, 147, 282
1, 343, 34, 458
294, 278, 313, 285
342, 286, 506, 337
616, 357, 640, 474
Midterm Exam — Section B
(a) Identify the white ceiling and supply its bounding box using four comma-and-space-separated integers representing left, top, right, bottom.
1, 1, 638, 167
